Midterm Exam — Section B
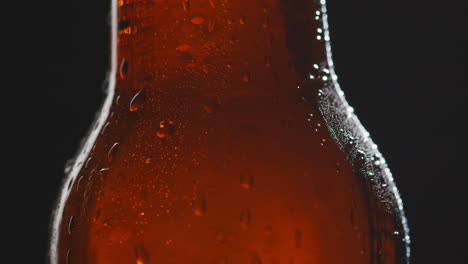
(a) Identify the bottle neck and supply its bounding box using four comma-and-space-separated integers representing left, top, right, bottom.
112, 0, 330, 92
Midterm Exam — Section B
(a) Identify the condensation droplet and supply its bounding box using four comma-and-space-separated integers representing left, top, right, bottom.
191, 16, 205, 24
264, 225, 273, 235
208, 0, 216, 8
181, 0, 190, 12
240, 174, 254, 189
240, 16, 246, 24
68, 216, 75, 235
320, 138, 326, 146
66, 249, 72, 264
119, 58, 128, 79
242, 71, 250, 82
264, 56, 271, 68
207, 17, 216, 32
100, 122, 110, 136
335, 162, 343, 173
107, 143, 120, 162
176, 44, 191, 51
129, 89, 146, 112
156, 119, 176, 138
215, 231, 227, 244
134, 244, 150, 264
249, 251, 262, 264
294, 229, 302, 248
240, 209, 251, 230
85, 157, 93, 169
193, 194, 206, 216
64, 158, 74, 175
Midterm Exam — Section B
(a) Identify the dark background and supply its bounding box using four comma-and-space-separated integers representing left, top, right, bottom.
6, 0, 467, 263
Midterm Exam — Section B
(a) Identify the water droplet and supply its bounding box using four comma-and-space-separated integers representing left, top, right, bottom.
264, 56, 271, 68
181, 0, 190, 12
261, 16, 270, 28
335, 162, 343, 173
176, 44, 191, 51
191, 16, 205, 24
264, 225, 273, 235
64, 158, 74, 175
134, 244, 150, 264
156, 119, 176, 138
249, 251, 262, 264
119, 58, 128, 79
129, 89, 146, 112
117, 0, 125, 7
320, 138, 326, 146
85, 157, 93, 169
240, 16, 246, 24
107, 143, 120, 161
207, 17, 216, 32
294, 229, 302, 248
66, 249, 72, 264
193, 194, 206, 216
240, 174, 254, 189
240, 209, 251, 230
208, 0, 216, 8
67, 178, 74, 191
215, 231, 227, 244
68, 216, 75, 235
242, 71, 250, 82
314, 123, 322, 132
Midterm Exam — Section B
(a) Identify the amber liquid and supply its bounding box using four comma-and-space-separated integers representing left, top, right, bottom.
50, 0, 410, 263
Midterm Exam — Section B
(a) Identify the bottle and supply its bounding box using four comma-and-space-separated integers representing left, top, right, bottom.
50, 0, 410, 263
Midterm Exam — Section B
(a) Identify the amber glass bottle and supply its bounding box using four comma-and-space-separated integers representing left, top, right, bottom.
50, 0, 410, 263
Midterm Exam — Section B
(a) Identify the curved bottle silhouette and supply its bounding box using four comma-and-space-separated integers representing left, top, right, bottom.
50, 0, 410, 263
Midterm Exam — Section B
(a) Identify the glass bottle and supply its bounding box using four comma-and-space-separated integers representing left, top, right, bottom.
50, 0, 410, 263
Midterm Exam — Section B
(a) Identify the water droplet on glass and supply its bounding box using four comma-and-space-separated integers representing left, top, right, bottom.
264, 56, 271, 68
215, 231, 227, 244
242, 71, 250, 82
156, 119, 176, 138
193, 194, 206, 216
119, 58, 128, 79
335, 162, 343, 173
240, 16, 246, 24
208, 0, 216, 8
249, 251, 262, 264
191, 16, 205, 24
85, 157, 93, 169
294, 229, 302, 248
108, 142, 120, 161
264, 225, 273, 235
68, 215, 75, 235
181, 0, 190, 12
66, 249, 72, 264
129, 89, 146, 112
134, 244, 150, 264
176, 44, 191, 51
320, 138, 326, 146
240, 209, 251, 230
240, 174, 254, 189
64, 158, 74, 175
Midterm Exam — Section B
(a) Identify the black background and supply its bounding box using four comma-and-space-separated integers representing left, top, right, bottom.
6, 0, 467, 263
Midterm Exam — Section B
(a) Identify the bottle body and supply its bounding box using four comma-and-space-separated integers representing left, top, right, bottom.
50, 0, 410, 263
